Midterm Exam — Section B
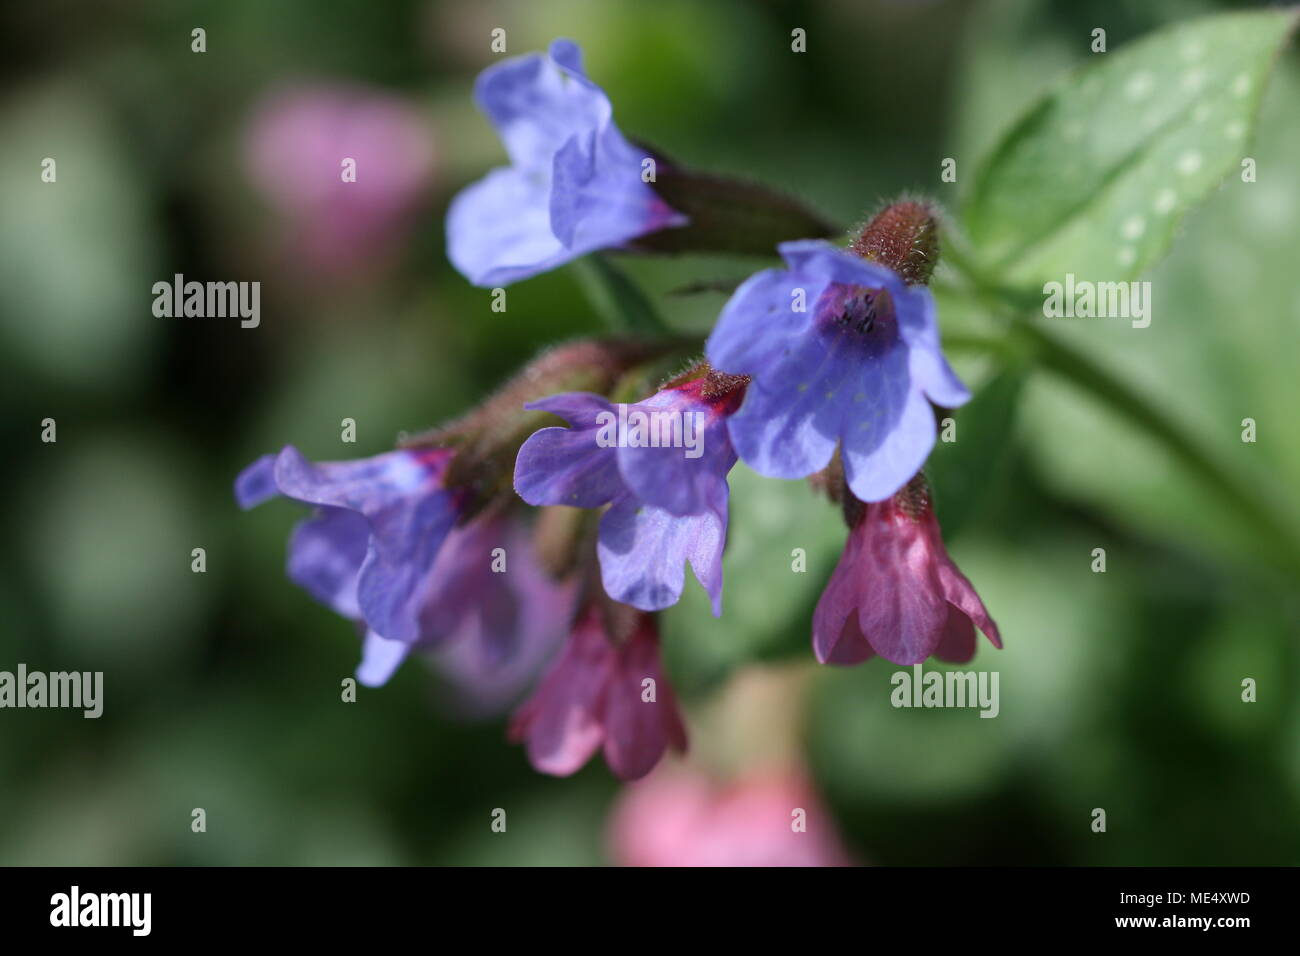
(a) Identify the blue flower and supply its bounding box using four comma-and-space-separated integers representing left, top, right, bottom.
705, 239, 970, 503
236, 445, 461, 646
359, 513, 575, 702
446, 39, 685, 287
513, 373, 744, 615
236, 445, 571, 688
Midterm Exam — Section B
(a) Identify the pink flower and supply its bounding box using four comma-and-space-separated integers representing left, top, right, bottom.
609, 767, 854, 867
509, 601, 686, 781
814, 476, 1001, 666
244, 83, 436, 274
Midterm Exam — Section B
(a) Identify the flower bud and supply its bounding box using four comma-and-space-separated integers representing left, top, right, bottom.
658, 359, 750, 413
631, 145, 839, 257
849, 199, 940, 286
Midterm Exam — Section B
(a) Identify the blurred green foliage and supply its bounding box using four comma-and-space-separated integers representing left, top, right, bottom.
1, 0, 1296, 865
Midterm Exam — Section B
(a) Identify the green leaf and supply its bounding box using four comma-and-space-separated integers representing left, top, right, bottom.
924, 367, 1025, 540
572, 254, 672, 336
963, 9, 1299, 288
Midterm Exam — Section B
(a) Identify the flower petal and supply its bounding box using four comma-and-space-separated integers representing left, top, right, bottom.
840, 366, 936, 503
511, 618, 609, 776
549, 131, 684, 254
776, 239, 907, 293
937, 555, 1002, 649
822, 614, 876, 666
475, 41, 610, 171
615, 392, 736, 518
286, 507, 369, 619
705, 268, 818, 376
598, 492, 727, 615
412, 514, 511, 648
724, 326, 860, 480
515, 393, 625, 508
356, 630, 411, 687
234, 454, 279, 509
602, 629, 685, 780
445, 166, 563, 287
270, 445, 446, 513
260, 445, 459, 642
855, 509, 950, 664
933, 606, 978, 663
432, 522, 575, 718
525, 391, 617, 429
897, 285, 971, 409
353, 488, 460, 642
812, 531, 875, 665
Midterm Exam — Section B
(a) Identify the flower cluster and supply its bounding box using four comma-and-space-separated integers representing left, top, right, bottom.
239, 38, 1000, 788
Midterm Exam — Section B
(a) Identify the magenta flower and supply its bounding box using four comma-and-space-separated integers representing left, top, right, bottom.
513, 371, 745, 615
244, 83, 436, 274
446, 39, 684, 287
509, 603, 687, 781
705, 233, 969, 504
608, 767, 855, 867
813, 480, 1001, 666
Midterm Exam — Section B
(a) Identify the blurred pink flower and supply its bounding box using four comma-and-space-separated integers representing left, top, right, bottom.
244, 83, 436, 274
609, 767, 855, 867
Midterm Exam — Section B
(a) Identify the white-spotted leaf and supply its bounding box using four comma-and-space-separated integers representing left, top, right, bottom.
964, 9, 1298, 287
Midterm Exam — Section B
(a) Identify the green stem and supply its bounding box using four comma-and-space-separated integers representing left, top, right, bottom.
573, 254, 673, 337
940, 331, 1028, 364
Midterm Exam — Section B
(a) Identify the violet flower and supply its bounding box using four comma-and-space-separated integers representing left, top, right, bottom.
513, 370, 746, 615
446, 39, 684, 287
365, 515, 575, 709
706, 225, 969, 504
237, 445, 460, 642
236, 445, 570, 689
